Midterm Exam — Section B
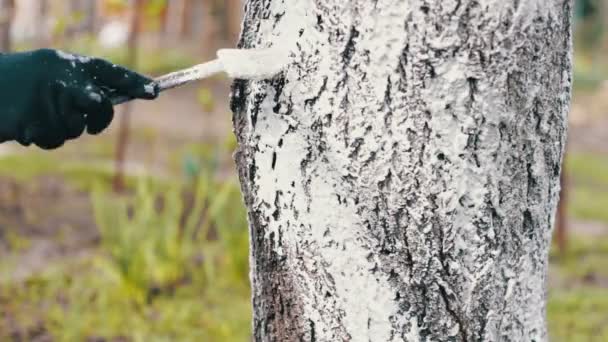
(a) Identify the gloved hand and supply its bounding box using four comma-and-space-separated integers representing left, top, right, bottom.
0, 49, 159, 149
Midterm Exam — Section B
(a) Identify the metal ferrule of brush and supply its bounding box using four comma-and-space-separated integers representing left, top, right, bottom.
110, 59, 225, 106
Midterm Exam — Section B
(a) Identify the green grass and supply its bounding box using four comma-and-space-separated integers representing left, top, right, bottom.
566, 153, 608, 189
0, 153, 161, 192
0, 146, 251, 340
551, 234, 608, 282
548, 233, 608, 341
565, 153, 608, 224
568, 187, 608, 223
2, 149, 608, 340
573, 68, 607, 93
0, 173, 251, 341
552, 152, 608, 342
548, 287, 608, 342
572, 40, 608, 93
553, 234, 608, 258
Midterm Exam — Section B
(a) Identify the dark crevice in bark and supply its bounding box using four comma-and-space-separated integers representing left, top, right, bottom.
272, 191, 282, 221
438, 282, 468, 341
271, 151, 277, 170
467, 77, 479, 103
304, 76, 328, 109
230, 79, 249, 115
250, 91, 268, 128
271, 76, 291, 114
451, 0, 462, 16
341, 26, 360, 66
308, 319, 316, 342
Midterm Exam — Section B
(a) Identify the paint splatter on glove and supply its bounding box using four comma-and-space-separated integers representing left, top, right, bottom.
0, 49, 159, 149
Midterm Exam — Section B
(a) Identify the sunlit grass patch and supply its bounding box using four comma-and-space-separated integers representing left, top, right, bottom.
0, 154, 156, 192
1, 174, 251, 341
566, 153, 608, 189
548, 287, 608, 342
568, 187, 608, 224
565, 153, 608, 224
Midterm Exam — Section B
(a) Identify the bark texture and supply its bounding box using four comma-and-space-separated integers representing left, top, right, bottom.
231, 1, 572, 341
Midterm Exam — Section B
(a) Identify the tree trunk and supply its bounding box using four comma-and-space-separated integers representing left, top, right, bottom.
180, 0, 193, 39
224, 0, 243, 45
231, 1, 572, 341
200, 0, 219, 59
554, 154, 568, 255
113, 0, 143, 192
37, 0, 50, 47
0, 0, 14, 52
165, 0, 185, 41
73, 0, 98, 35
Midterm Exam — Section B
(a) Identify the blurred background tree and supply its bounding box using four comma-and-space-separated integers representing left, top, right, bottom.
0, 1, 605, 341
0, 0, 14, 52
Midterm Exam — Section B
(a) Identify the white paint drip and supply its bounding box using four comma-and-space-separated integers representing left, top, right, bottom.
88, 92, 102, 103
55, 50, 92, 64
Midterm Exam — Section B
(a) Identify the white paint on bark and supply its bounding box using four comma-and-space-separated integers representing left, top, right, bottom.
231, 1, 572, 341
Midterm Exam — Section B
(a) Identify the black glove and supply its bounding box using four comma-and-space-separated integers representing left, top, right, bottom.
0, 49, 159, 149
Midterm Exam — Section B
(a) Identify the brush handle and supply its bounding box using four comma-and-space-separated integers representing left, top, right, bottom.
110, 59, 225, 106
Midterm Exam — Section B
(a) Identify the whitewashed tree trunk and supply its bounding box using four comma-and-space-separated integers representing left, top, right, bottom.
231, 1, 572, 341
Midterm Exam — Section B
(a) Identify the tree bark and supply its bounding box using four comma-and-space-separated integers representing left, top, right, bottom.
231, 1, 572, 341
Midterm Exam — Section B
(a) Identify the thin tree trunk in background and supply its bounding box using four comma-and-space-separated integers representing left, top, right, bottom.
201, 0, 218, 59
82, 0, 98, 35
70, 0, 96, 35
0, 0, 14, 52
159, 2, 169, 48
165, 0, 185, 42
65, 0, 80, 41
113, 0, 143, 192
37, 0, 49, 47
179, 0, 192, 39
555, 155, 568, 254
232, 0, 572, 340
224, 0, 242, 45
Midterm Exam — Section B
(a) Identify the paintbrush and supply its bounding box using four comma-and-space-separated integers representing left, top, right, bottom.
110, 47, 289, 106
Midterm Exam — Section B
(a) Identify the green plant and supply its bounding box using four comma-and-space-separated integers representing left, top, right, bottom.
92, 173, 243, 298
197, 87, 216, 112
0, 170, 251, 341
548, 287, 608, 342
51, 174, 252, 341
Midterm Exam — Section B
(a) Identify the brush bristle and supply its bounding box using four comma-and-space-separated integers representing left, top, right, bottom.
217, 48, 289, 80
